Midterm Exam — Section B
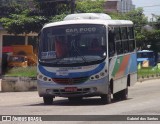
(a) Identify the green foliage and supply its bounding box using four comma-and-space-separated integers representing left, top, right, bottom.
50, 14, 67, 22
5, 66, 37, 77
138, 66, 160, 78
0, 0, 70, 34
110, 8, 148, 48
0, 0, 30, 18
0, 12, 48, 34
154, 17, 160, 30
33, 0, 69, 16
76, 0, 105, 13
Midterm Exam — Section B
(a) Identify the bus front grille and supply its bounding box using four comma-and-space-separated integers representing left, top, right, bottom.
52, 77, 89, 85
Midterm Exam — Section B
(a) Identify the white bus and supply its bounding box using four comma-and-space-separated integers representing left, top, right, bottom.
37, 13, 137, 104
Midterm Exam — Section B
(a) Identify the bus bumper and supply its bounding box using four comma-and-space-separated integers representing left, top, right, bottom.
37, 77, 109, 98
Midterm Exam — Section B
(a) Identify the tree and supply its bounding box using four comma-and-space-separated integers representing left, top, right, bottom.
76, 0, 105, 13
0, 1, 27, 18
0, 0, 69, 34
110, 8, 148, 49
0, 10, 48, 34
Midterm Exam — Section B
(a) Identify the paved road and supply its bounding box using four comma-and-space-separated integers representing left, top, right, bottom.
0, 79, 160, 123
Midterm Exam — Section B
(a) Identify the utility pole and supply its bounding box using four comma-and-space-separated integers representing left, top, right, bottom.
71, 0, 75, 14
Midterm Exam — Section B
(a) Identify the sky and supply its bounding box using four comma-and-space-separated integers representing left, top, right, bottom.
132, 0, 160, 21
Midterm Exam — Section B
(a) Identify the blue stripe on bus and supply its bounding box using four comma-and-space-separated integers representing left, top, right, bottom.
129, 54, 137, 73
38, 63, 105, 78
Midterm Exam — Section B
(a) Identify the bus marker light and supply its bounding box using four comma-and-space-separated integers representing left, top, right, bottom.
43, 77, 48, 81
95, 75, 99, 79
100, 72, 105, 76
91, 77, 94, 80
39, 75, 43, 79
46, 89, 52, 94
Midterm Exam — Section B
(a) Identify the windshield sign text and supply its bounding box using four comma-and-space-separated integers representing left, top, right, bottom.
66, 27, 96, 33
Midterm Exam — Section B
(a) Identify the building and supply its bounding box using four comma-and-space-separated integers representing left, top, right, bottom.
104, 0, 135, 13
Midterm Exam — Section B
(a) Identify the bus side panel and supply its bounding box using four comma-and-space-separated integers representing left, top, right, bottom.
129, 53, 137, 86
109, 53, 137, 93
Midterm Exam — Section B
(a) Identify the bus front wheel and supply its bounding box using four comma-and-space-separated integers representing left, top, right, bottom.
100, 86, 112, 104
43, 96, 54, 105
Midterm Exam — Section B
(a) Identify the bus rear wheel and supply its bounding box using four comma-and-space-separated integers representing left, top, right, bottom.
100, 86, 111, 104
43, 96, 54, 105
120, 88, 128, 100
113, 88, 128, 101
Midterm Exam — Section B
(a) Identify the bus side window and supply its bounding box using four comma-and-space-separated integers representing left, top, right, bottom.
121, 27, 129, 53
108, 30, 115, 57
114, 27, 123, 55
116, 41, 123, 54
128, 27, 135, 52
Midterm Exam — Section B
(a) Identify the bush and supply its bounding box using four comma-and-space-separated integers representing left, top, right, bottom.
4, 66, 37, 77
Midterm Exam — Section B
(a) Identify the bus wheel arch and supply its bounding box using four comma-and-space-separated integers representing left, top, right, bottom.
127, 75, 130, 87
110, 79, 114, 94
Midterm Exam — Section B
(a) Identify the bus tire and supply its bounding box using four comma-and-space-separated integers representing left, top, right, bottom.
68, 97, 82, 102
43, 96, 53, 105
100, 86, 111, 104
113, 88, 128, 101
119, 88, 128, 100
113, 92, 121, 101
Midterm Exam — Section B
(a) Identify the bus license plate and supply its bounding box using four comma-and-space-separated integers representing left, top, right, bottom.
65, 87, 77, 92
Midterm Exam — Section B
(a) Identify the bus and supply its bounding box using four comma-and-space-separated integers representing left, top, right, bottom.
137, 50, 157, 67
37, 13, 137, 105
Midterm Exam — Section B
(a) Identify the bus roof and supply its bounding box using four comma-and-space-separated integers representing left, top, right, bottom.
43, 19, 133, 29
43, 13, 133, 29
64, 13, 112, 20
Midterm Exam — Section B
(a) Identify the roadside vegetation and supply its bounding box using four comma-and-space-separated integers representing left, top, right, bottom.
138, 63, 160, 79
4, 66, 37, 77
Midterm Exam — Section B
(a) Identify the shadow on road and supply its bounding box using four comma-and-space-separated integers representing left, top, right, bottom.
27, 97, 132, 106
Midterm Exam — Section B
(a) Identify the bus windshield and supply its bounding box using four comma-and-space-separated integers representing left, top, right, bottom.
39, 24, 107, 66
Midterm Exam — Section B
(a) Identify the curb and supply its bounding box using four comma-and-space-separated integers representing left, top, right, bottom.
138, 76, 160, 82
1, 76, 37, 92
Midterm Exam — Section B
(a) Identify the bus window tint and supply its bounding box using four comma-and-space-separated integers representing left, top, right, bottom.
122, 41, 129, 53
116, 41, 122, 54
108, 30, 115, 57
121, 27, 128, 40
114, 27, 121, 41
128, 27, 135, 52
129, 40, 135, 52
121, 27, 129, 53
128, 27, 134, 39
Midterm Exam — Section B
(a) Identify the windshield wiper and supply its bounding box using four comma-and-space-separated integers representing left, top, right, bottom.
71, 40, 87, 63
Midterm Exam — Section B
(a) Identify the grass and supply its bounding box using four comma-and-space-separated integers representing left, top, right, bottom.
4, 66, 37, 77
138, 66, 160, 78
